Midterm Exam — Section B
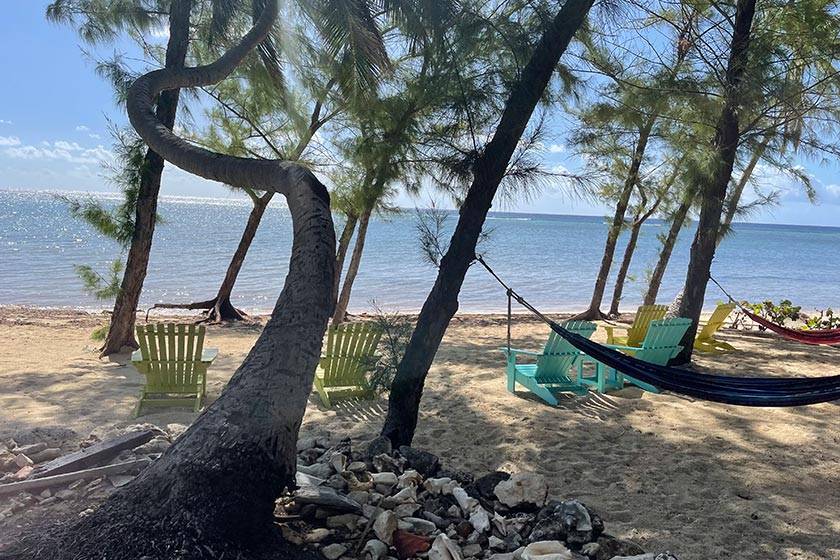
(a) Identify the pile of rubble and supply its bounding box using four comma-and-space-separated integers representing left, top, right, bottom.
280, 437, 679, 560
2, 428, 680, 560
0, 424, 180, 519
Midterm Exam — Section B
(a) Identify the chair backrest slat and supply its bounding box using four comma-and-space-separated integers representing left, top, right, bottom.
626, 305, 668, 347
322, 323, 383, 387
636, 318, 692, 365
135, 323, 207, 391
535, 321, 596, 379
698, 303, 736, 339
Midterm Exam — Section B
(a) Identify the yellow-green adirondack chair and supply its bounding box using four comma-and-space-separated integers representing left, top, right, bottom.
131, 323, 218, 416
314, 322, 382, 407
584, 317, 692, 394
604, 304, 668, 346
695, 302, 737, 354
501, 321, 597, 406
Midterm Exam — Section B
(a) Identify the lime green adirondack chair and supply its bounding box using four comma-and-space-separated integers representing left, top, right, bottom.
501, 321, 597, 406
585, 317, 692, 394
314, 322, 382, 407
695, 302, 737, 354
131, 323, 218, 416
604, 304, 668, 346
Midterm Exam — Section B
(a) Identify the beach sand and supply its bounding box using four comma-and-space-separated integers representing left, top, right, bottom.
0, 306, 838, 559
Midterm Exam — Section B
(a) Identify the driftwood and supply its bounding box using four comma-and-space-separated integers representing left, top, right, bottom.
0, 459, 152, 496
32, 430, 156, 479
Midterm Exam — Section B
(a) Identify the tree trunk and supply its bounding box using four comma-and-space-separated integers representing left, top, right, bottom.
43, 5, 337, 558
380, 0, 594, 448
643, 196, 691, 305
101, 0, 191, 356
718, 133, 771, 243
209, 193, 273, 321
673, 0, 757, 364
333, 208, 371, 325
333, 212, 359, 306
574, 118, 654, 320
608, 217, 644, 317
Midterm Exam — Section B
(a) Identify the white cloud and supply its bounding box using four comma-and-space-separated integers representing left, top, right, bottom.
150, 25, 170, 39
75, 125, 90, 132
548, 143, 565, 153
825, 184, 840, 198
4, 139, 114, 165
0, 136, 21, 147
0, 119, 12, 125
88, 133, 102, 140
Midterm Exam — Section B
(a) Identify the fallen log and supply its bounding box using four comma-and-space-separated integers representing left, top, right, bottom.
32, 429, 156, 479
0, 458, 152, 496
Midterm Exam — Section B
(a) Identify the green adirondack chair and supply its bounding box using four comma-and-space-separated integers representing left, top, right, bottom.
604, 304, 668, 346
314, 322, 382, 407
584, 317, 692, 394
501, 321, 597, 406
695, 302, 737, 354
131, 323, 218, 416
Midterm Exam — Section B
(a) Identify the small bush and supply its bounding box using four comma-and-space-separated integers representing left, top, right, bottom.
805, 308, 840, 330
368, 304, 414, 394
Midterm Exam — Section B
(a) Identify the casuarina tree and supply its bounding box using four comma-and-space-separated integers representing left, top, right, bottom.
380, 0, 595, 447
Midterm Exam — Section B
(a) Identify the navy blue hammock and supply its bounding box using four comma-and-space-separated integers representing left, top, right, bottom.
476, 257, 840, 407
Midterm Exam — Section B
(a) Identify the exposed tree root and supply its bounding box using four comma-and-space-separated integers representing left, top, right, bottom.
570, 307, 609, 321
147, 296, 250, 324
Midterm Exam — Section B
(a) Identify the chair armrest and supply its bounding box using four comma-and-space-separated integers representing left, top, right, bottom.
130, 350, 143, 362
499, 347, 542, 357
202, 348, 219, 363
604, 324, 628, 344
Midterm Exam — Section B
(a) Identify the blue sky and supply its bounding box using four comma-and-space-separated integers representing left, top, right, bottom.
2, 3, 840, 226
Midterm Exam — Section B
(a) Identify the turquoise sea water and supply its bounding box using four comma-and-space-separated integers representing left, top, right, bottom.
1, 189, 839, 314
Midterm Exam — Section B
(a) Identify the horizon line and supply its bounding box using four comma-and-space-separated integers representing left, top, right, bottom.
2, 185, 839, 230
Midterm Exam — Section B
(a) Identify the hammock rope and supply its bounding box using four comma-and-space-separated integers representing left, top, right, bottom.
710, 276, 840, 345
475, 256, 840, 407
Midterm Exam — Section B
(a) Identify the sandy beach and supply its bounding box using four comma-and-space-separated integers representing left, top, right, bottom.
0, 306, 838, 559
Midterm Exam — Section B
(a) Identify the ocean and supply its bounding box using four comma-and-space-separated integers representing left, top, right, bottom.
1, 189, 838, 315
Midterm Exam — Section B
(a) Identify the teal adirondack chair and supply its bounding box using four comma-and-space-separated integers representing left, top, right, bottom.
582, 317, 692, 394
131, 323, 218, 416
501, 321, 597, 406
314, 322, 382, 407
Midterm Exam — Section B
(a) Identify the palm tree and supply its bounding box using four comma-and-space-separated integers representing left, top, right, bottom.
46, 5, 337, 556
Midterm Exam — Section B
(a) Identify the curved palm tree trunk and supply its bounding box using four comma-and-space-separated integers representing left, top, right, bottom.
333, 208, 371, 325
608, 217, 644, 317
50, 5, 336, 557
333, 212, 359, 305
674, 0, 757, 364
643, 197, 691, 305
575, 119, 654, 320
101, 0, 191, 356
380, 0, 595, 448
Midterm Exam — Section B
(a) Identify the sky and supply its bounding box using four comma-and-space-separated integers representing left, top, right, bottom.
2, 4, 840, 226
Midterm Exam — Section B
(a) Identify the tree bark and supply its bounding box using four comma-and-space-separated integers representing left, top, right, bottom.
212, 192, 273, 320
718, 132, 771, 243
574, 118, 654, 320
380, 0, 594, 448
47, 4, 336, 558
608, 216, 644, 317
333, 212, 359, 306
333, 208, 371, 325
101, 0, 191, 356
673, 0, 757, 364
643, 196, 692, 305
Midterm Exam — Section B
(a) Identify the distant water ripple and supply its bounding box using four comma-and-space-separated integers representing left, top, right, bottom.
1, 189, 838, 314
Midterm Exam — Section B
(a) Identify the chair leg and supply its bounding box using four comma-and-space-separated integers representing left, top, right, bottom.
506, 366, 516, 394
134, 393, 145, 418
